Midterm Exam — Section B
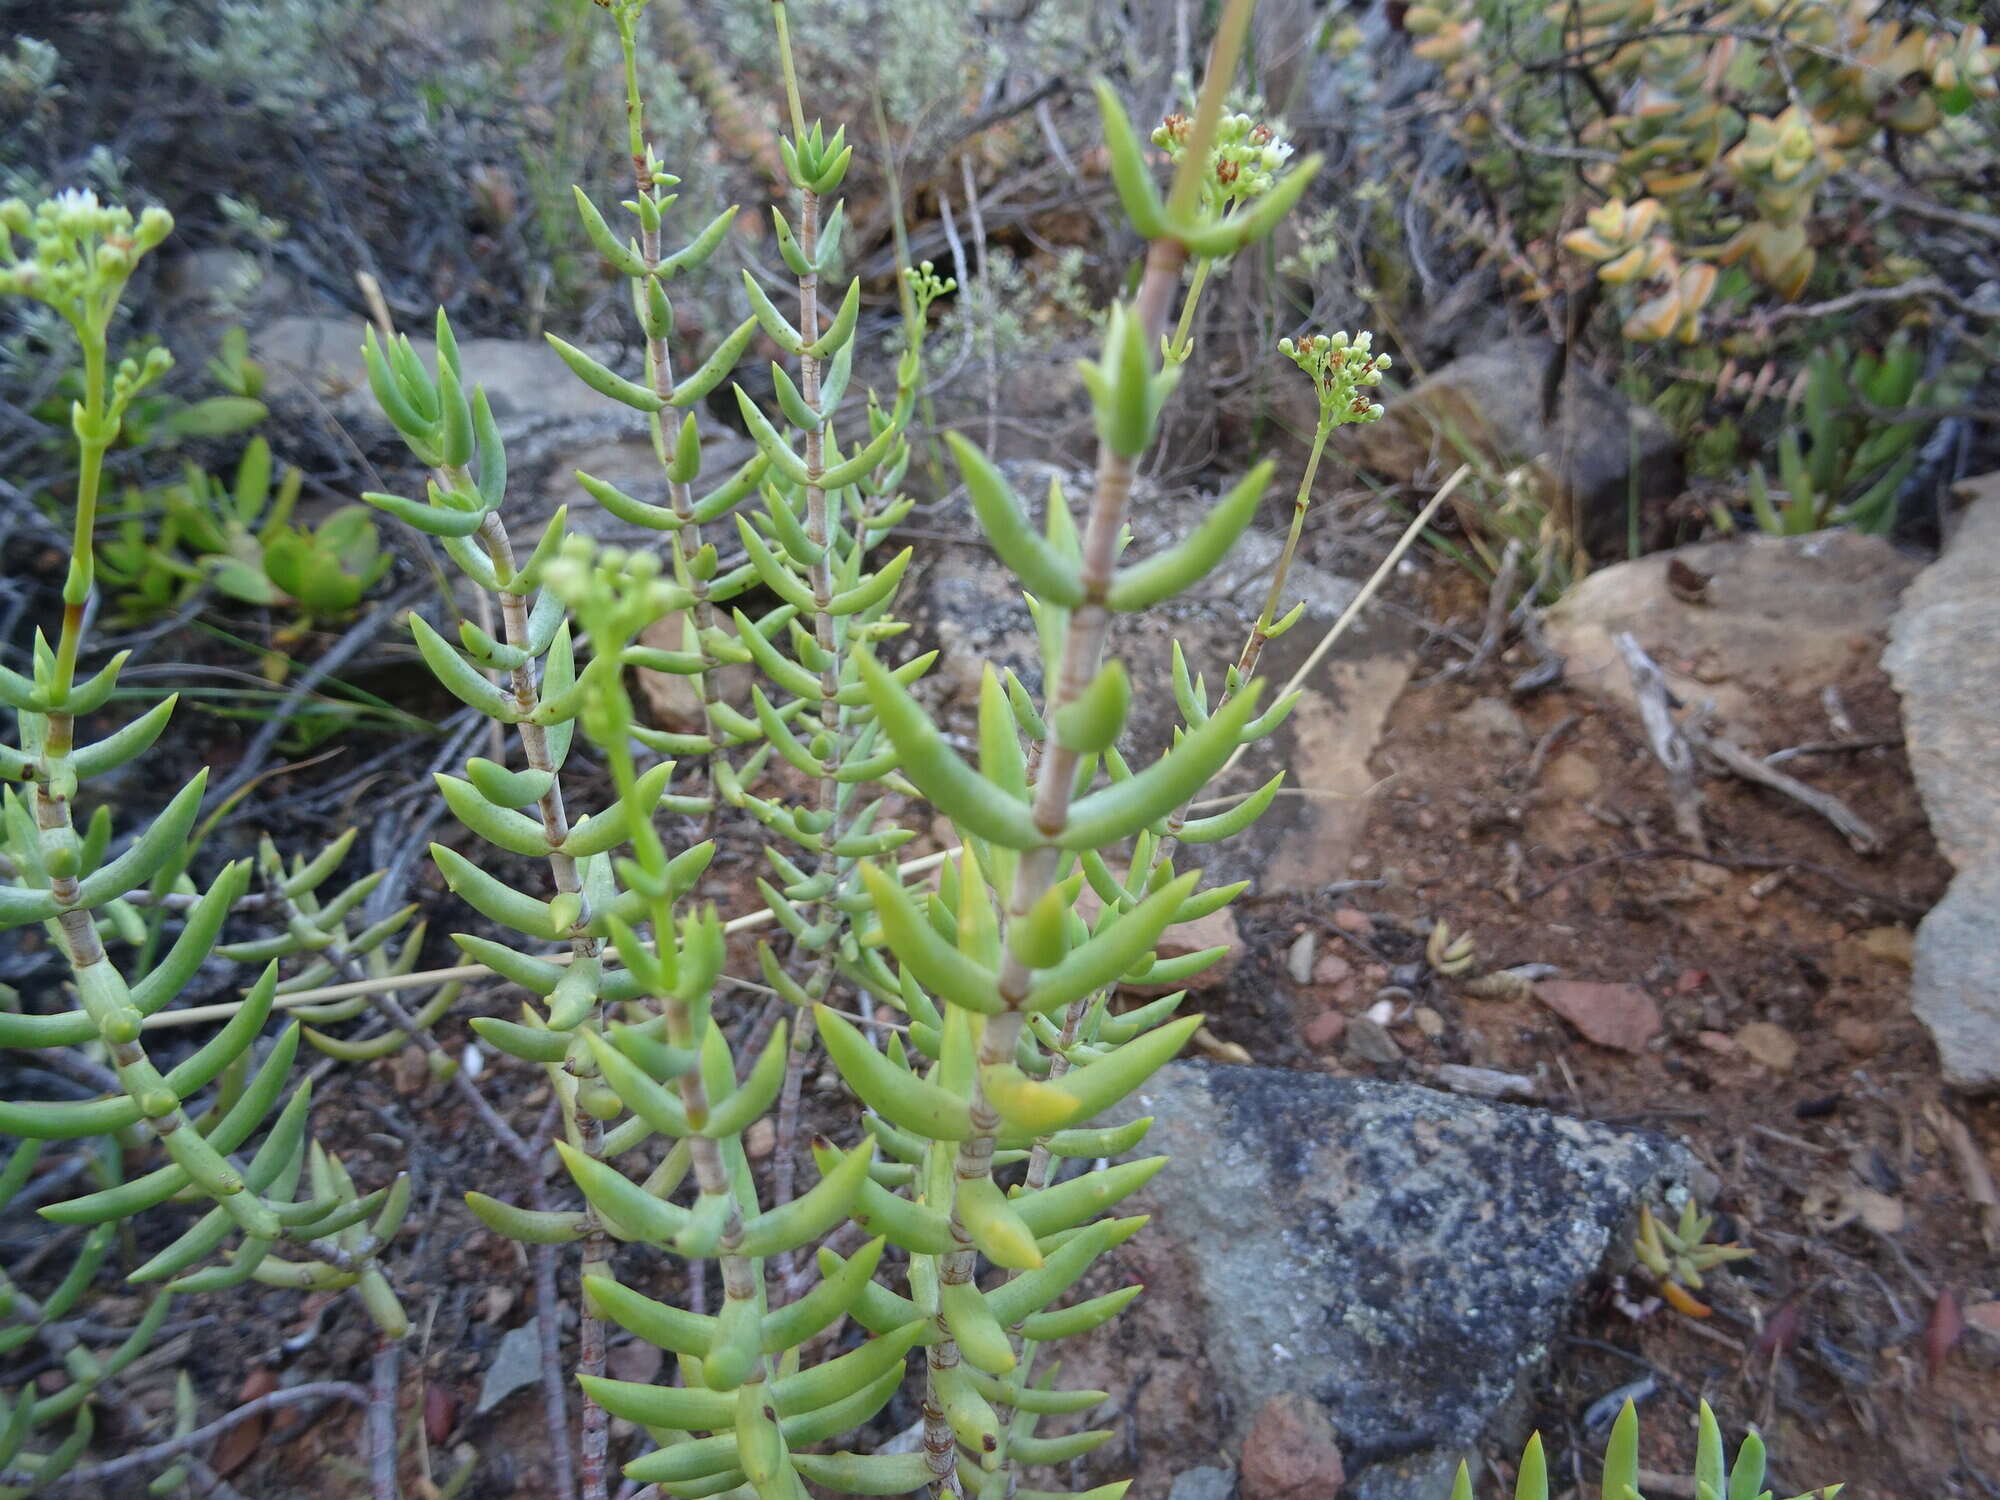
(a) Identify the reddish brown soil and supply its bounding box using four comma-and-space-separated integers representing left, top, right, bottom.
1183, 565, 2000, 1496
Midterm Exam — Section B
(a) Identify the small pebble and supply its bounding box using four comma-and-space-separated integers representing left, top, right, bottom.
1833, 1017, 1883, 1057
1303, 1010, 1347, 1049
1312, 952, 1354, 986
1344, 1015, 1402, 1065
1286, 932, 1317, 986
1413, 1005, 1445, 1040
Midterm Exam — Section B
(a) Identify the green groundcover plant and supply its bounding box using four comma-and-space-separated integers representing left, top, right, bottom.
0, 2, 1844, 1497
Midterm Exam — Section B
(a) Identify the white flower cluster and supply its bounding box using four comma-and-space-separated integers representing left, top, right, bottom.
1151, 109, 1296, 205
1278, 330, 1392, 426
0, 190, 172, 311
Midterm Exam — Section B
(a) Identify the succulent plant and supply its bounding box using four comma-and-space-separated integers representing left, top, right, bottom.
98, 435, 392, 625
0, 4, 1860, 1496
1453, 1399, 1841, 1500
0, 188, 408, 1488
1634, 1198, 1754, 1318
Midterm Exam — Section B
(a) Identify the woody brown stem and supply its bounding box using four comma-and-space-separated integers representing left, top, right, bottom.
928, 247, 1188, 1499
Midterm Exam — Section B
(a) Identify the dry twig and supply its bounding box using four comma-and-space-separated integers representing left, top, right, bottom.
1614, 633, 1707, 853
1925, 1099, 2000, 1252
1685, 724, 1881, 854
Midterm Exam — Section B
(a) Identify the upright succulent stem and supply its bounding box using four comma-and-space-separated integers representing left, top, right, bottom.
921, 68, 1234, 1492
469, 507, 612, 1500
616, 6, 727, 764
764, 1, 859, 1244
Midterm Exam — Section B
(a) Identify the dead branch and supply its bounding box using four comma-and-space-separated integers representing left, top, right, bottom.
1685, 725, 1881, 854
1614, 632, 1707, 853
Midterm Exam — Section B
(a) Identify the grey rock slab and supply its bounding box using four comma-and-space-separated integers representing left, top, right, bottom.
1910, 862, 2000, 1091
1887, 473, 2000, 1089
254, 315, 620, 425
251, 315, 754, 550
1115, 1063, 1695, 1500
1885, 472, 2000, 873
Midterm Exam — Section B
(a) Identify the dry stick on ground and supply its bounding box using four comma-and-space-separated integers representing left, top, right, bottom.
960, 153, 999, 455
28, 1382, 366, 1492
1924, 1099, 2000, 1252
1443, 535, 1522, 681
530, 1195, 580, 1500
1683, 724, 1882, 854
1615, 631, 1708, 854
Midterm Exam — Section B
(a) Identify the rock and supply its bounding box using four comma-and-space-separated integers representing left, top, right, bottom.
1734, 1021, 1799, 1074
255, 315, 617, 425
476, 1322, 544, 1415
1337, 336, 1680, 563
1833, 1017, 1883, 1057
1854, 925, 1916, 966
606, 1338, 664, 1385
1451, 696, 1530, 750
1171, 1466, 1239, 1500
1887, 472, 2000, 872
1910, 863, 2000, 1090
1886, 474, 2000, 1090
1286, 932, 1318, 986
1112, 1064, 1694, 1500
1304, 1010, 1348, 1050
1535, 980, 1661, 1054
160, 248, 301, 335
1545, 529, 1918, 743
1313, 952, 1355, 986
1431, 1064, 1539, 1101
1241, 1392, 1345, 1500
1142, 904, 1242, 993
1413, 1005, 1446, 1040
251, 315, 765, 542
1344, 1014, 1403, 1065
1541, 751, 1602, 801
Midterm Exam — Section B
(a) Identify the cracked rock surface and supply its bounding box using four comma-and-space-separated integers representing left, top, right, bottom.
1108, 1063, 1694, 1500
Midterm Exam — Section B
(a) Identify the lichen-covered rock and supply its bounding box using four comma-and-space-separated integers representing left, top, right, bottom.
1111, 1063, 1695, 1500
